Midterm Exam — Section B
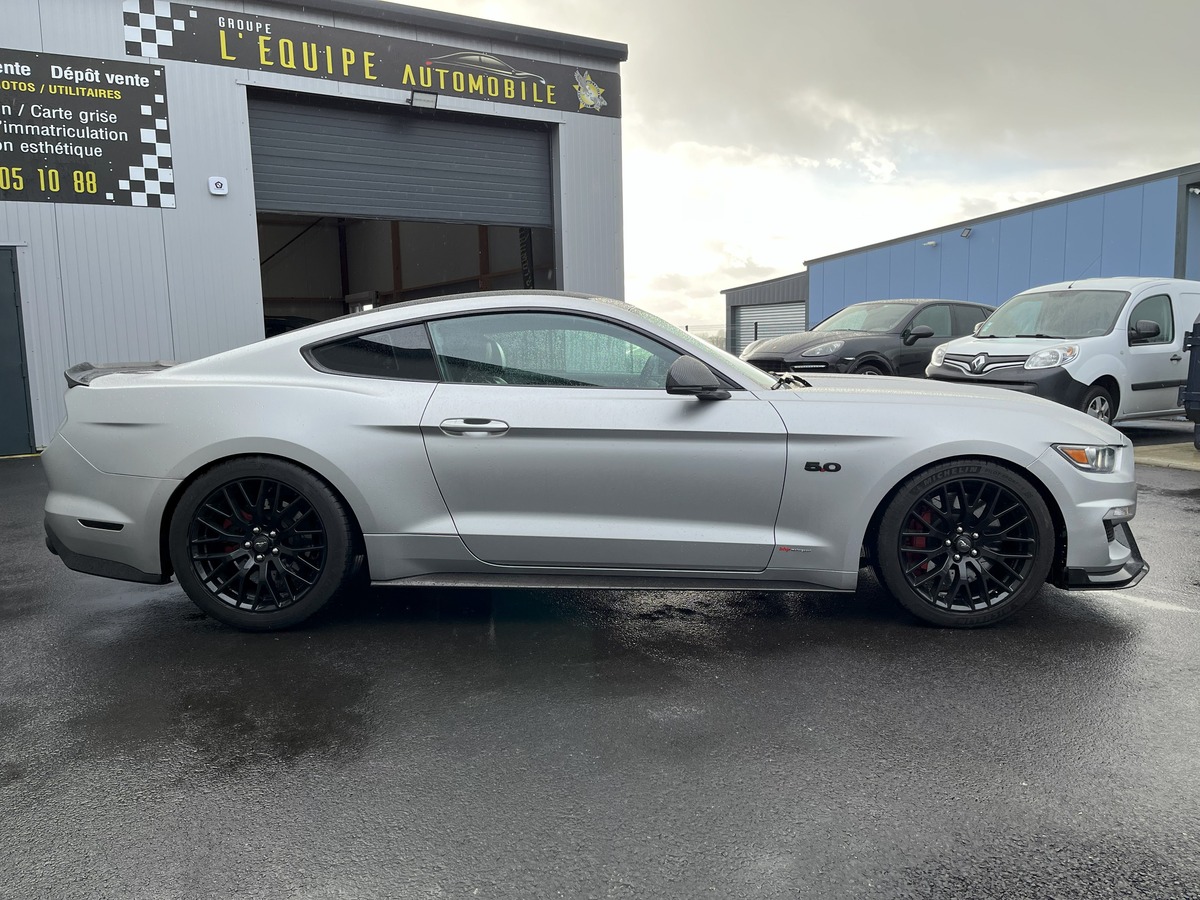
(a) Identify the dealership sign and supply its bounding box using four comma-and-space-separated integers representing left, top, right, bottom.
0, 49, 173, 208
121, 0, 621, 118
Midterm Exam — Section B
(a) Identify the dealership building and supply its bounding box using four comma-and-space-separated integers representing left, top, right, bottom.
724, 162, 1200, 356
0, 0, 626, 454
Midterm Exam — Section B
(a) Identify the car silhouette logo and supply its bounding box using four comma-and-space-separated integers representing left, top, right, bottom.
971, 354, 988, 374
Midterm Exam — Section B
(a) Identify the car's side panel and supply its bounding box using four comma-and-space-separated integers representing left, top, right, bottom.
55, 373, 454, 540
764, 381, 1074, 576
420, 384, 788, 571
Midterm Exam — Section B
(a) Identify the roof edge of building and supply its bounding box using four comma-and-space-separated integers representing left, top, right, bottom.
290, 0, 629, 62
804, 161, 1200, 266
721, 269, 808, 296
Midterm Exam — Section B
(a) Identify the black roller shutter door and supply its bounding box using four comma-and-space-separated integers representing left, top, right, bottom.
248, 94, 552, 228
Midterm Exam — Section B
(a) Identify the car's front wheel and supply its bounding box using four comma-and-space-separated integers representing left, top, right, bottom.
1080, 384, 1115, 423
168, 457, 357, 630
876, 460, 1055, 627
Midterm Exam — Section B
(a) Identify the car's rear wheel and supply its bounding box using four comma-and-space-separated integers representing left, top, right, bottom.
168, 457, 356, 630
876, 460, 1055, 627
1080, 384, 1115, 423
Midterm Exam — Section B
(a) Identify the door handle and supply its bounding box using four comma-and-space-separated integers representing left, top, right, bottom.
1171, 354, 1183, 362
439, 418, 509, 437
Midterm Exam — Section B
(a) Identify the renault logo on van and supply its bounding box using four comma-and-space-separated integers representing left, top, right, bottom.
970, 354, 989, 374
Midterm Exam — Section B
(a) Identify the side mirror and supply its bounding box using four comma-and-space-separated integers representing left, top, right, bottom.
1130, 319, 1161, 342
972, 322, 984, 336
665, 356, 730, 400
904, 325, 935, 346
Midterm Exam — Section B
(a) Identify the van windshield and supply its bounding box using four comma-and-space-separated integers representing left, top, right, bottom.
978, 290, 1129, 339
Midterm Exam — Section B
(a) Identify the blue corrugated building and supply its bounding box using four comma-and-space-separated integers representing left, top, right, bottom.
724, 162, 1200, 352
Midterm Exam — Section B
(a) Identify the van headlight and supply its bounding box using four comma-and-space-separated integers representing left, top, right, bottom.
801, 340, 844, 357
931, 345, 948, 366
1053, 444, 1117, 473
1025, 344, 1079, 369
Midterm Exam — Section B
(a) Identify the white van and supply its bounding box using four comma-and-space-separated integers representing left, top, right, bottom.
925, 276, 1200, 424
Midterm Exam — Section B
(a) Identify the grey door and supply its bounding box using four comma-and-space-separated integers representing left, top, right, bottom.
0, 249, 33, 455
419, 311, 788, 571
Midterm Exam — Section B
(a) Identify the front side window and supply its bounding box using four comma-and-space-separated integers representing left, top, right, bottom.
1128, 294, 1173, 345
427, 312, 684, 389
909, 304, 952, 338
308, 323, 439, 380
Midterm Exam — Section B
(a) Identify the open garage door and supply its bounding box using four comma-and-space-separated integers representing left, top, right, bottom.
248, 93, 553, 228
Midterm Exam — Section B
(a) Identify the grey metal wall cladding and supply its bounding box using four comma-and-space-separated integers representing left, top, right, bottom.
732, 303, 807, 354
248, 98, 553, 227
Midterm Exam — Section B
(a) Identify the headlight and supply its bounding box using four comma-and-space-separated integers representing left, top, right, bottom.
931, 345, 947, 366
801, 340, 844, 357
1025, 344, 1079, 369
1053, 444, 1117, 473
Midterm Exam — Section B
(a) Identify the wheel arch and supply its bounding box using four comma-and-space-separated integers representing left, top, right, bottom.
861, 453, 1067, 576
1089, 375, 1121, 417
157, 452, 368, 579
851, 353, 893, 375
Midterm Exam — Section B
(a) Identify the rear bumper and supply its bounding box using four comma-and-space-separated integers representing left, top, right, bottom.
45, 519, 169, 584
42, 434, 179, 583
1057, 522, 1149, 591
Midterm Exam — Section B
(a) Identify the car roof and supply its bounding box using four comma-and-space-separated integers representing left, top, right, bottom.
841, 298, 990, 307
1019, 276, 1200, 293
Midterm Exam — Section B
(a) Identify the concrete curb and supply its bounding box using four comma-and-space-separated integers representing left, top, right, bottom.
1134, 442, 1200, 472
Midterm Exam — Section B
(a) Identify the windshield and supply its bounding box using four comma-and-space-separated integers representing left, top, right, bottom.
814, 302, 914, 333
622, 302, 779, 389
978, 290, 1129, 339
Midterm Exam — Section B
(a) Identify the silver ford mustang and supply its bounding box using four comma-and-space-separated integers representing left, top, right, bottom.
43, 291, 1147, 631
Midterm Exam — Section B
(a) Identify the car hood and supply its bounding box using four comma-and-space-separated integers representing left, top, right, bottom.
938, 335, 1079, 357
773, 373, 1123, 445
744, 330, 878, 356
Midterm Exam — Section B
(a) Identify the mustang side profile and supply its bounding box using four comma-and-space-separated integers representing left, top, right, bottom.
44, 291, 1147, 631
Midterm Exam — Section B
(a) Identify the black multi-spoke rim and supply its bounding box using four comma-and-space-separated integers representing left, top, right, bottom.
187, 478, 327, 613
897, 477, 1038, 612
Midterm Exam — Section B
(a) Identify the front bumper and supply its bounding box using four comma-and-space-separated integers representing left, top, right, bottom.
926, 363, 1089, 408
744, 356, 849, 375
1056, 522, 1149, 591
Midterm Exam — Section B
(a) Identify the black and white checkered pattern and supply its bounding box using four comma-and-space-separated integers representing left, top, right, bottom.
122, 0, 188, 59
114, 83, 175, 208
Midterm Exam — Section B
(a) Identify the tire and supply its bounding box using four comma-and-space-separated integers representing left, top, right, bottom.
875, 459, 1055, 627
168, 457, 357, 631
853, 362, 887, 376
1080, 384, 1115, 424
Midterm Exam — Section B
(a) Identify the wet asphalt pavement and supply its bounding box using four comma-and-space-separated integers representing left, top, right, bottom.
2, 450, 1199, 900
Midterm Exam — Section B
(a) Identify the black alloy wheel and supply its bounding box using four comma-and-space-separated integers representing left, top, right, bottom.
876, 460, 1054, 627
169, 457, 356, 630
854, 363, 886, 376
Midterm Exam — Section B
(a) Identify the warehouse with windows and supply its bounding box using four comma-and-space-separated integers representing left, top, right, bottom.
0, 0, 626, 453
724, 162, 1200, 355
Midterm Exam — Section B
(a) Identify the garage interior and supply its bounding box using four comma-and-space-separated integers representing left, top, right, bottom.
250, 91, 557, 332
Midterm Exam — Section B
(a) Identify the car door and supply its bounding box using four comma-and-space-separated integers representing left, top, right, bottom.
894, 304, 953, 376
1122, 292, 1184, 415
419, 310, 788, 572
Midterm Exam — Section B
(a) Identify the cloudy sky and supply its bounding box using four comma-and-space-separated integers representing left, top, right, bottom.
408, 0, 1200, 328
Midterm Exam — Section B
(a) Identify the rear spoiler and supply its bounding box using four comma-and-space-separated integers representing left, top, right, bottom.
64, 361, 176, 388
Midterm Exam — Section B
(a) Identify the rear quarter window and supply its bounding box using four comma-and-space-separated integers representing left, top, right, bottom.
308, 323, 440, 380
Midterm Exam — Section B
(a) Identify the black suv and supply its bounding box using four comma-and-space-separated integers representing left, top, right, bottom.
740, 298, 993, 377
